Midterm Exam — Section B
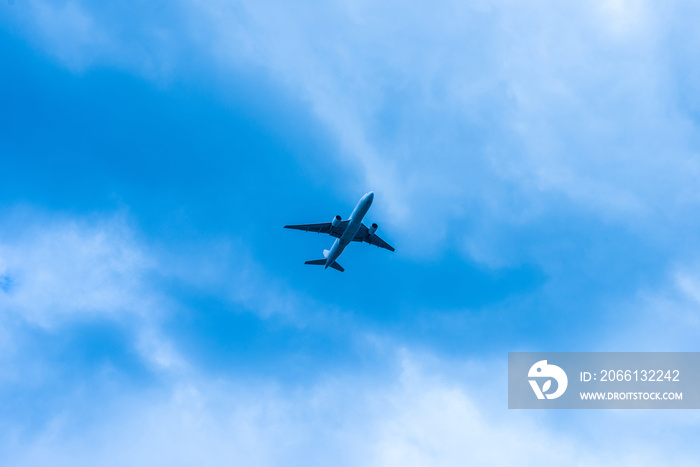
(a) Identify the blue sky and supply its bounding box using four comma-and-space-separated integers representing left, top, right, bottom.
2, 1, 700, 465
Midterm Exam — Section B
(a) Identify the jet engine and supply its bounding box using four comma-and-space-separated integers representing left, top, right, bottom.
368, 223, 378, 235
331, 215, 342, 227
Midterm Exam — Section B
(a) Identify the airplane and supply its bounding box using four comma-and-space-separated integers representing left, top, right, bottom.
284, 192, 394, 272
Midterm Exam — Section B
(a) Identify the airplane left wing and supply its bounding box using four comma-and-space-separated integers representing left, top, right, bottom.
284, 221, 349, 238
353, 224, 395, 251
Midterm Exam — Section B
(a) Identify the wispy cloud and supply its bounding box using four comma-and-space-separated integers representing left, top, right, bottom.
2, 349, 697, 467
0, 207, 345, 371
0, 208, 188, 377
0, 209, 158, 327
606, 263, 700, 351
9, 1, 700, 263
2, 208, 696, 464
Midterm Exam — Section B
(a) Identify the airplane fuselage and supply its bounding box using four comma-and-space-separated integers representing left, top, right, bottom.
325, 191, 374, 268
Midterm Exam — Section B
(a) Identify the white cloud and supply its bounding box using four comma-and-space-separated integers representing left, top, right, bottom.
0, 208, 318, 327
0, 209, 190, 374
5, 0, 180, 77
187, 0, 700, 228
9, 1, 700, 262
168, 1, 700, 262
2, 350, 697, 467
605, 264, 700, 351
0, 208, 336, 371
154, 237, 335, 323
0, 211, 158, 327
28, 1, 106, 72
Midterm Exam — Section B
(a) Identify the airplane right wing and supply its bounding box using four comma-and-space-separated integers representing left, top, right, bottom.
353, 224, 395, 251
284, 221, 349, 238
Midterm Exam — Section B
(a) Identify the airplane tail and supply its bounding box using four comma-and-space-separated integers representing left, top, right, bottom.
304, 256, 344, 272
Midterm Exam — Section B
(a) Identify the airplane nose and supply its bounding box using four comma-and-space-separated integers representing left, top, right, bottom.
366, 191, 374, 201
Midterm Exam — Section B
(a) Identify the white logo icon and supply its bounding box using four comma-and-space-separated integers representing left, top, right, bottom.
528, 360, 568, 400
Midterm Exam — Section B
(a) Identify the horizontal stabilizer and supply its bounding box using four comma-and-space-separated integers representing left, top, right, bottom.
328, 261, 344, 272
304, 259, 344, 272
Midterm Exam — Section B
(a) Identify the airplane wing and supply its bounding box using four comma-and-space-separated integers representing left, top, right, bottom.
353, 223, 395, 252
284, 221, 349, 238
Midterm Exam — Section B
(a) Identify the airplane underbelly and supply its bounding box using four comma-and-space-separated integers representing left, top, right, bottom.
341, 219, 362, 243
327, 238, 344, 262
